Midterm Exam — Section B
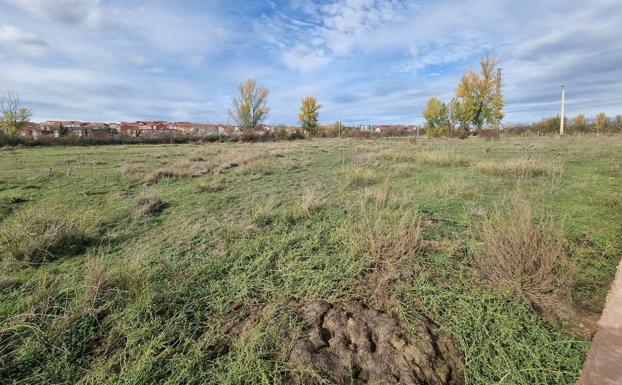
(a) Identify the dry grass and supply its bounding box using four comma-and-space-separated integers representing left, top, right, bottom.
473, 194, 575, 309
217, 148, 266, 166
345, 167, 377, 188
416, 151, 470, 167
473, 158, 561, 177
133, 191, 165, 219
144, 160, 213, 184
379, 149, 469, 167
300, 188, 321, 214
359, 181, 395, 210
354, 151, 380, 167
0, 206, 92, 264
198, 179, 226, 193
119, 162, 147, 177
378, 149, 417, 162
354, 209, 423, 262
234, 159, 273, 175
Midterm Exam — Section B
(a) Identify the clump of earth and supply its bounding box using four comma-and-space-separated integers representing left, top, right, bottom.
284, 300, 464, 385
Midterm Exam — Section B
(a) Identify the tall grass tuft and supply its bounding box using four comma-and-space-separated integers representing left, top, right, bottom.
0, 206, 93, 264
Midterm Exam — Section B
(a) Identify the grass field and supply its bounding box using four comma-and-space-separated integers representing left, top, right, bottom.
1, 136, 621, 384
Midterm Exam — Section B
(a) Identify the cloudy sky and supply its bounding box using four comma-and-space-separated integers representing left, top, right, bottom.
0, 0, 620, 124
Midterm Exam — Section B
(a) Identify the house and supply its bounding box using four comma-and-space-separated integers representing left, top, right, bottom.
20, 123, 55, 139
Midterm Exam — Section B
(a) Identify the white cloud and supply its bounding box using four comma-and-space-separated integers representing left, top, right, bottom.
5, 0, 102, 27
0, 24, 49, 56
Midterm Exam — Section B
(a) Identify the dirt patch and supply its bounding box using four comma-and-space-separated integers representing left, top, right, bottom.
285, 300, 464, 385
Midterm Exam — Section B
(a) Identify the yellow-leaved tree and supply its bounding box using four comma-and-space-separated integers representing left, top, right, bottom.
228, 79, 270, 131
452, 55, 504, 132
298, 96, 321, 136
422, 97, 449, 135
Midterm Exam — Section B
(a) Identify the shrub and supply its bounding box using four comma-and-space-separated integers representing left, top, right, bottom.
473, 195, 575, 309
0, 206, 92, 263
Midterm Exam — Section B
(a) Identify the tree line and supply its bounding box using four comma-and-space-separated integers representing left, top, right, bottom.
507, 113, 622, 135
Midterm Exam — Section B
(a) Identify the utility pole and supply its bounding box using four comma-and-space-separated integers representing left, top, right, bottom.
560, 85, 565, 136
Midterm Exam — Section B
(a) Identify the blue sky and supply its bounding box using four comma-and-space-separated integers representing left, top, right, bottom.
0, 0, 620, 125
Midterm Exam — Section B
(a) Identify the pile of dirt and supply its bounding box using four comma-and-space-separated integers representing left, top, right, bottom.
285, 300, 464, 385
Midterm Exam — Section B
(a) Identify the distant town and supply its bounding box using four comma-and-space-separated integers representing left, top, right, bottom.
20, 120, 421, 139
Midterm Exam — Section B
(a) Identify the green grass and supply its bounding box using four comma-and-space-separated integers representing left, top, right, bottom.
0, 136, 621, 384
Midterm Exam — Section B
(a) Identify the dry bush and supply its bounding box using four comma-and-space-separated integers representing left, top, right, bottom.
473, 195, 575, 308
133, 191, 165, 219
345, 167, 377, 188
144, 160, 213, 184
0, 206, 92, 264
473, 159, 560, 177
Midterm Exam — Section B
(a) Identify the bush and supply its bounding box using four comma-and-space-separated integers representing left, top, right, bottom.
0, 206, 93, 263
473, 195, 575, 309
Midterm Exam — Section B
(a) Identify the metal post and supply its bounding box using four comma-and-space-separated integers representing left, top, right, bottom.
560, 85, 565, 136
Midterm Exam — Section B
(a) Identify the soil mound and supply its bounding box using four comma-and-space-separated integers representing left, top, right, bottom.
285, 300, 464, 385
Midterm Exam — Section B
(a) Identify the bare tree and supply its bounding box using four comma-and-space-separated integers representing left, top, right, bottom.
228, 79, 270, 130
1, 91, 32, 137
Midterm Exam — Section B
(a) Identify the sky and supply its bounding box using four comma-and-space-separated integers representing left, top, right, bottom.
0, 0, 620, 125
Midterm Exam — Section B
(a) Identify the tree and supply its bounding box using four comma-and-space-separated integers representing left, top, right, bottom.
298, 96, 321, 136
0, 91, 32, 137
594, 112, 610, 135
614, 115, 622, 133
228, 79, 270, 130
422, 97, 449, 130
572, 114, 587, 132
449, 97, 470, 132
452, 55, 504, 131
56, 123, 69, 137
